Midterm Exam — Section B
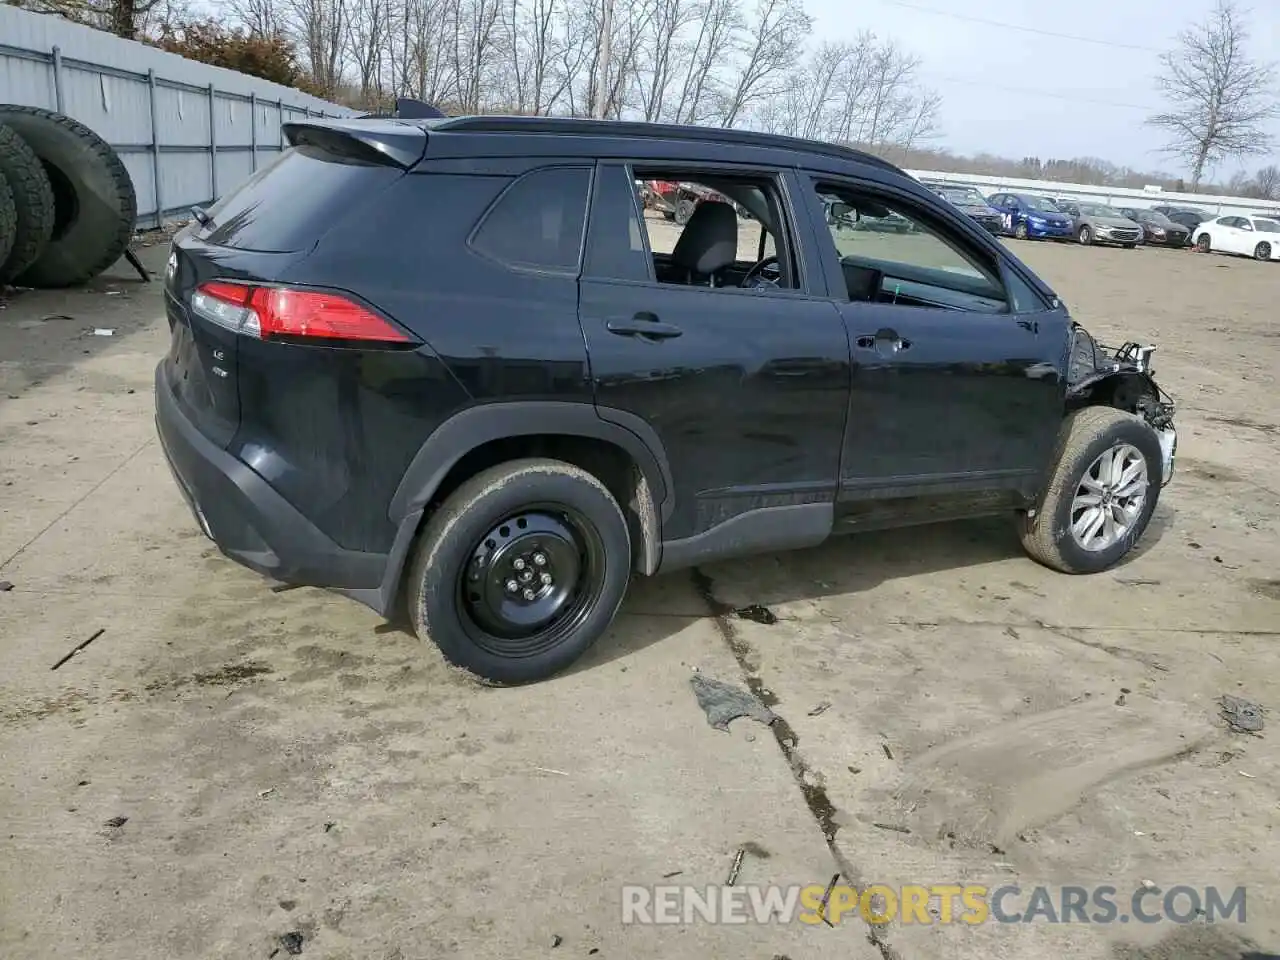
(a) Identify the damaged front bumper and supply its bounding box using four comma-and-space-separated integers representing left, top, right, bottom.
1067, 334, 1177, 486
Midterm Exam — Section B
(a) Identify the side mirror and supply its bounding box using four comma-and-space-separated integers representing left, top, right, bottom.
830, 201, 855, 221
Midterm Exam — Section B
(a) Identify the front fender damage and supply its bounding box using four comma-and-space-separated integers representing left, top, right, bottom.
1066, 326, 1177, 485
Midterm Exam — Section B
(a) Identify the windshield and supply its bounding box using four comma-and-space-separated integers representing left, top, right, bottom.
1254, 219, 1280, 233
1023, 196, 1060, 212
1143, 210, 1175, 226
939, 187, 987, 206
1078, 203, 1121, 217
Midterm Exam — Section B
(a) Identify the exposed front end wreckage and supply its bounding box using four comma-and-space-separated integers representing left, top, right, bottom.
1066, 325, 1177, 486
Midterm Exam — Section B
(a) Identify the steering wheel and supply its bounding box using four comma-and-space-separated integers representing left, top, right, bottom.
740, 255, 780, 288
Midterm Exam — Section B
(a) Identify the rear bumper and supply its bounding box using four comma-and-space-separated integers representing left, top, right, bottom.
154, 362, 389, 595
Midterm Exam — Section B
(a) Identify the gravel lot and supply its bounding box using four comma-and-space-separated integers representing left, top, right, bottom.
1, 238, 1277, 960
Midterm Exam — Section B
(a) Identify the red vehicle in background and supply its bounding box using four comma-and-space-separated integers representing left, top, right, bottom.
639, 179, 750, 224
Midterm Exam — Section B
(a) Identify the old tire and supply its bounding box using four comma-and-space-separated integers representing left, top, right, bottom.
1197, 234, 1211, 253
0, 105, 137, 288
0, 122, 55, 283
1077, 224, 1093, 245
0, 170, 15, 272
1255, 242, 1272, 261
1014, 222, 1028, 240
1019, 407, 1163, 574
406, 458, 631, 684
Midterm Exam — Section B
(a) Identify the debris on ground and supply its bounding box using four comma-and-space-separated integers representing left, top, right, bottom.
50, 628, 106, 670
734, 604, 778, 625
550, 934, 562, 948
881, 743, 895, 760
258, 787, 276, 799
689, 674, 776, 731
323, 822, 335, 833
662, 870, 682, 879
103, 816, 128, 828
1219, 695, 1264, 733
726, 848, 745, 885
92, 327, 115, 336
0, 580, 13, 592
807, 700, 832, 717
872, 822, 912, 834
279, 931, 305, 955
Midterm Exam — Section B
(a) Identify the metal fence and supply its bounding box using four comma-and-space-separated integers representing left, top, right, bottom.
1, 4, 356, 228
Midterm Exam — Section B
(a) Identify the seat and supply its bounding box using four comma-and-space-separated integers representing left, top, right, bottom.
670, 201, 738, 285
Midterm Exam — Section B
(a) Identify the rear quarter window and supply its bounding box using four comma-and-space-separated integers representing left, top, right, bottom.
469, 166, 591, 274
200, 145, 401, 253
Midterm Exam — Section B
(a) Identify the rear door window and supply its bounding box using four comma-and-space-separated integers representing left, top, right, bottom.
470, 166, 591, 274
200, 145, 402, 253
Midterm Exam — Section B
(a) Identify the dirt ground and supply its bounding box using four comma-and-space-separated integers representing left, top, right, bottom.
1, 237, 1278, 960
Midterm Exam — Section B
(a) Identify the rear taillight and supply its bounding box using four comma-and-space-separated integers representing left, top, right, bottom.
190, 281, 413, 344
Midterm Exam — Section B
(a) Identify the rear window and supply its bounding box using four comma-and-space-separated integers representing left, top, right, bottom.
199, 145, 401, 253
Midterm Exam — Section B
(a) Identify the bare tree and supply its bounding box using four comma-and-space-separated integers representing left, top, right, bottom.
288, 0, 348, 95
345, 0, 388, 103
672, 0, 740, 124
1252, 163, 1280, 200
717, 0, 809, 127
1147, 0, 1279, 190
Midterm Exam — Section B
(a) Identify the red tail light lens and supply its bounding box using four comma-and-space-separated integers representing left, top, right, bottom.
191, 281, 413, 344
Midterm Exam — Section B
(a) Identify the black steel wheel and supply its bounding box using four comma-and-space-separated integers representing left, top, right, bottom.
407, 458, 631, 683
458, 506, 605, 657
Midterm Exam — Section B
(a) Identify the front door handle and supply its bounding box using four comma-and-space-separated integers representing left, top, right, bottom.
855, 328, 911, 352
606, 315, 683, 340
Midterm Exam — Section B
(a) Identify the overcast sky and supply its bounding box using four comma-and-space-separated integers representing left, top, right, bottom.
804, 0, 1280, 177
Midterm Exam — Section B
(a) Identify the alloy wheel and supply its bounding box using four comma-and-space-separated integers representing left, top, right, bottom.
1069, 443, 1149, 552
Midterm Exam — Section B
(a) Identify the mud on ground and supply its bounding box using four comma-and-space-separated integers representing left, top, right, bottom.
1, 239, 1277, 959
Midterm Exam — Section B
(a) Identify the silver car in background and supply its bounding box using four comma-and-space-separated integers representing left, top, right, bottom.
1054, 200, 1144, 248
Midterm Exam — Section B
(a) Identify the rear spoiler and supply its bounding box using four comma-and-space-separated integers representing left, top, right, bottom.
281, 117, 428, 170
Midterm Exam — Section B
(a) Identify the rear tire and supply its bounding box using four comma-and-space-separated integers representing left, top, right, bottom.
1255, 242, 1272, 261
0, 122, 55, 283
1019, 407, 1163, 574
0, 169, 15, 272
1014, 222, 1029, 240
406, 458, 632, 684
674, 198, 695, 226
0, 106, 137, 288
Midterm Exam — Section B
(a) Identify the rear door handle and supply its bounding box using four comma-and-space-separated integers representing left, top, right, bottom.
856, 328, 911, 352
606, 315, 683, 339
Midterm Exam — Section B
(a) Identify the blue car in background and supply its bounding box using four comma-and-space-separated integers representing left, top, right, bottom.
986, 192, 1074, 240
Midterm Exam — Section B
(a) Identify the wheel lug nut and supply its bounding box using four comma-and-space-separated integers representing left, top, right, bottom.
520, 569, 533, 582
540, 572, 552, 585
513, 558, 526, 571
505, 579, 519, 593
522, 588, 536, 600
533, 553, 547, 566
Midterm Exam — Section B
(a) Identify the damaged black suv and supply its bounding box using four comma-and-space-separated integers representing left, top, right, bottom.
156, 116, 1177, 683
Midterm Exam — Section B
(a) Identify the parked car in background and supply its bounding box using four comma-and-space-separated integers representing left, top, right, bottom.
986, 193, 1073, 240
1054, 201, 1143, 248
1192, 215, 1280, 261
1116, 207, 1191, 248
644, 180, 748, 224
1151, 205, 1209, 232
930, 184, 1004, 234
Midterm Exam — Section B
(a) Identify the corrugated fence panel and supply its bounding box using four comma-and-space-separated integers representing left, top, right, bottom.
0, 4, 356, 227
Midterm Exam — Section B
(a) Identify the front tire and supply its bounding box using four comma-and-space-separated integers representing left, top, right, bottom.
406, 459, 631, 684
1019, 408, 1162, 574
1077, 225, 1093, 245
1123, 243, 1137, 250
1255, 242, 1272, 261
674, 198, 695, 226
1197, 234, 1211, 253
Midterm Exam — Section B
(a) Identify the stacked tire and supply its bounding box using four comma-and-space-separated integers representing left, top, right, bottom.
0, 106, 137, 288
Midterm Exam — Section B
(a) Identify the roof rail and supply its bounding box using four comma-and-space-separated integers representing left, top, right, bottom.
431, 116, 903, 174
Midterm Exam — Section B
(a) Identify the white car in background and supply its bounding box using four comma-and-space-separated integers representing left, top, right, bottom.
1192, 215, 1280, 261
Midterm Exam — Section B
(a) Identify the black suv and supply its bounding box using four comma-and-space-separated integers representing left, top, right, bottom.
156, 116, 1178, 683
